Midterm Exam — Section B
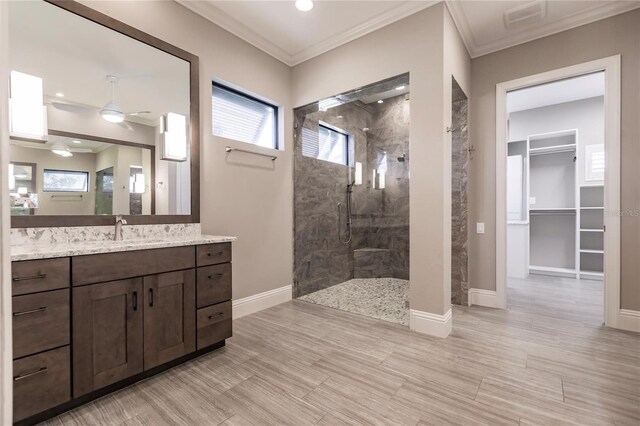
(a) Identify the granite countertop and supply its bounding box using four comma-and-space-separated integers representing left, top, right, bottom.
11, 235, 237, 262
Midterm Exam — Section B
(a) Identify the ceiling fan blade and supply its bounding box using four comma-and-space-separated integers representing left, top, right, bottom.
51, 102, 96, 114
126, 111, 151, 116
118, 121, 135, 132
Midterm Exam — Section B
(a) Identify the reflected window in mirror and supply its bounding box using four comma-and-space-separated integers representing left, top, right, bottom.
9, 134, 154, 216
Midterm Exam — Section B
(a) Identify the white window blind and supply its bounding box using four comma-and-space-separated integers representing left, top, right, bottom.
302, 124, 349, 165
212, 84, 277, 149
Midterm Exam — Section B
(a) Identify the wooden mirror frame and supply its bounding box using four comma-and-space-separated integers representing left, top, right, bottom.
11, 0, 200, 228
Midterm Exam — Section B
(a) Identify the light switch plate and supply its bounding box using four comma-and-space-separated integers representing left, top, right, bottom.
530, 196, 536, 205
476, 223, 485, 234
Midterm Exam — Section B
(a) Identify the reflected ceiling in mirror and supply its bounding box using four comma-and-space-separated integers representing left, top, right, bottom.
7, 0, 195, 224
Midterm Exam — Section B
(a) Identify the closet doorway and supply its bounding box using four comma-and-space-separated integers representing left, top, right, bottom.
495, 57, 623, 329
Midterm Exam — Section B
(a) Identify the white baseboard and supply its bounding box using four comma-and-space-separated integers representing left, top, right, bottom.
468, 288, 499, 308
616, 309, 640, 333
232, 285, 292, 319
409, 308, 452, 338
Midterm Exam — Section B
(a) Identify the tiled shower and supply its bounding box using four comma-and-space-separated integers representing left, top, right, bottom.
293, 75, 410, 301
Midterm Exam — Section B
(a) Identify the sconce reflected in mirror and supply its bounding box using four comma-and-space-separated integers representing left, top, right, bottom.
160, 112, 187, 162
372, 152, 387, 190
9, 71, 47, 140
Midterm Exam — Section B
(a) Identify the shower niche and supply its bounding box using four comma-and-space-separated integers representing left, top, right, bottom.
293, 74, 410, 298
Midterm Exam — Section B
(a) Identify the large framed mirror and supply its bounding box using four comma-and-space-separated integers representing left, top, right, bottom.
7, 0, 199, 227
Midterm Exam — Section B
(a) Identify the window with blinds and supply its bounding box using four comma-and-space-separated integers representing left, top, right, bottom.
301, 123, 349, 165
212, 83, 278, 149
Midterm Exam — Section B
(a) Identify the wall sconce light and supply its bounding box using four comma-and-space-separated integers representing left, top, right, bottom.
9, 71, 47, 140
8, 164, 15, 191
160, 112, 187, 162
354, 162, 362, 185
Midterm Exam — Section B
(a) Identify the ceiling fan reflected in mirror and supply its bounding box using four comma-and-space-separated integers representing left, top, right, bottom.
50, 75, 150, 131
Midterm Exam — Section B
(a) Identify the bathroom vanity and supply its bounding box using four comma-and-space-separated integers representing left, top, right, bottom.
5, 1, 222, 422
11, 237, 234, 424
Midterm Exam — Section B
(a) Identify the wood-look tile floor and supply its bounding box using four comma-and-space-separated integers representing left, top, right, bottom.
42, 276, 639, 426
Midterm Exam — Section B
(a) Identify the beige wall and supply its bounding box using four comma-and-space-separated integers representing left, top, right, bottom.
82, 1, 293, 300
292, 3, 470, 315
469, 9, 640, 311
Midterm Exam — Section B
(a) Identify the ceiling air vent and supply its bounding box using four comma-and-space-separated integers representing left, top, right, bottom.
504, 0, 547, 30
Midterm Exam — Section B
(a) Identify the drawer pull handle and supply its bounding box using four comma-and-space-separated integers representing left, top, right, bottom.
13, 306, 47, 317
132, 291, 138, 311
12, 273, 47, 282
208, 273, 223, 279
149, 288, 154, 307
14, 367, 47, 381
206, 251, 224, 257
208, 312, 224, 320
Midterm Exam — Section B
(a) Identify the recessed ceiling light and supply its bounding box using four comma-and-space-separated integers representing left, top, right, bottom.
395, 86, 405, 91
337, 115, 343, 119
295, 0, 313, 12
377, 100, 384, 104
55, 92, 64, 97
72, 140, 82, 144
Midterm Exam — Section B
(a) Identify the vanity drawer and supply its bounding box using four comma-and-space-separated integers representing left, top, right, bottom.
197, 301, 232, 349
196, 243, 231, 267
72, 246, 195, 286
197, 263, 232, 308
13, 346, 71, 422
12, 258, 70, 296
13, 289, 70, 359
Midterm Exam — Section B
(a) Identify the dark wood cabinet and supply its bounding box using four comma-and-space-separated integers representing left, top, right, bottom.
12, 289, 70, 359
12, 258, 69, 296
13, 346, 70, 422
196, 263, 232, 308
72, 278, 143, 397
12, 243, 232, 424
143, 270, 196, 369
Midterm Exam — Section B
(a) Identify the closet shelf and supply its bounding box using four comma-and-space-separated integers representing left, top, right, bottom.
530, 207, 576, 215
529, 144, 576, 156
580, 270, 604, 279
580, 249, 604, 254
529, 265, 576, 277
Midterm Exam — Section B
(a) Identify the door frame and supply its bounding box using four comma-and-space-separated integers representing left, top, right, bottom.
495, 55, 623, 329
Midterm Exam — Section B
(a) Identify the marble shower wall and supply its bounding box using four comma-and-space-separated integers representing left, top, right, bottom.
451, 79, 469, 306
353, 95, 410, 280
294, 94, 410, 298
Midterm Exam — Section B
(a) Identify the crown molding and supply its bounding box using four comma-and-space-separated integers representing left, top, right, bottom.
175, 0, 293, 65
176, 0, 437, 67
446, 0, 640, 58
290, 1, 438, 65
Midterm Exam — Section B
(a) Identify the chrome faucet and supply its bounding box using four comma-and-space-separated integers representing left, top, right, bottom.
114, 215, 127, 241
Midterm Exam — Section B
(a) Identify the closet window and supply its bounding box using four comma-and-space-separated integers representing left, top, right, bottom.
212, 83, 278, 149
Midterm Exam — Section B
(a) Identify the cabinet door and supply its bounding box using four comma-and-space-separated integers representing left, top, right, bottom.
143, 269, 195, 369
73, 278, 143, 397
